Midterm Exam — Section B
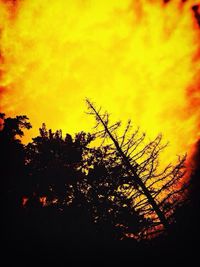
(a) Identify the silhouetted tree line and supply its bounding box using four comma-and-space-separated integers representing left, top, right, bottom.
0, 102, 199, 264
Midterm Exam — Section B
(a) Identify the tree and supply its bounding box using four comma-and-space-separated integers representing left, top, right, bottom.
81, 144, 148, 240
24, 123, 146, 241
86, 99, 187, 237
1, 111, 197, 264
0, 113, 32, 248
0, 109, 188, 243
25, 124, 93, 207
0, 113, 31, 202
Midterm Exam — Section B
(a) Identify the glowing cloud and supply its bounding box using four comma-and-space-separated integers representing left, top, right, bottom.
0, 0, 200, 166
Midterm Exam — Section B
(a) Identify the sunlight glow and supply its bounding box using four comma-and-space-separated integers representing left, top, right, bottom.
0, 0, 200, 166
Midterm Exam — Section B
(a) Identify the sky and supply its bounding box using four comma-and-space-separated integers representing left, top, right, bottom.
0, 0, 200, 168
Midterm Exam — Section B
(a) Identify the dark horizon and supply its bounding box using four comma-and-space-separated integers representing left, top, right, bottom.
1, 110, 200, 265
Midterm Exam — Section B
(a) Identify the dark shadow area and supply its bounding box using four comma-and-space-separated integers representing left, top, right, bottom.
1, 112, 200, 266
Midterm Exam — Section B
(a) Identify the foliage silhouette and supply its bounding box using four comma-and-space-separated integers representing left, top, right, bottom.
85, 100, 187, 237
1, 110, 199, 264
0, 113, 31, 206
0, 113, 32, 252
24, 122, 147, 241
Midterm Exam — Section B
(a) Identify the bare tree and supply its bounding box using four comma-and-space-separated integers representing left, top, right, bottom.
86, 99, 187, 238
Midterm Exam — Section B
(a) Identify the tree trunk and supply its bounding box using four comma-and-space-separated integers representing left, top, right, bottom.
87, 100, 169, 231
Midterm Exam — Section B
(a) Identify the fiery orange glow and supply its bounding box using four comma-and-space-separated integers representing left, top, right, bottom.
0, 0, 200, 168
22, 196, 28, 206
39, 196, 47, 207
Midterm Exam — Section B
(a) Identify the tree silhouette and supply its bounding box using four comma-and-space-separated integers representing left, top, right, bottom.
86, 99, 187, 237
81, 144, 148, 240
1, 108, 192, 263
0, 113, 31, 202
0, 113, 32, 250
25, 124, 87, 206
23, 122, 148, 242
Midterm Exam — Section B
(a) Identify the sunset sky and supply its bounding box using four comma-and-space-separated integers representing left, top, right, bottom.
0, 0, 200, 167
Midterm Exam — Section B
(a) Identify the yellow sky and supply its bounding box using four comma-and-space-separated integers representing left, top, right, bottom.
0, 0, 200, 165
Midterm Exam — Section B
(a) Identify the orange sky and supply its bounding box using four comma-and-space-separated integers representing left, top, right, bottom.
0, 0, 200, 166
